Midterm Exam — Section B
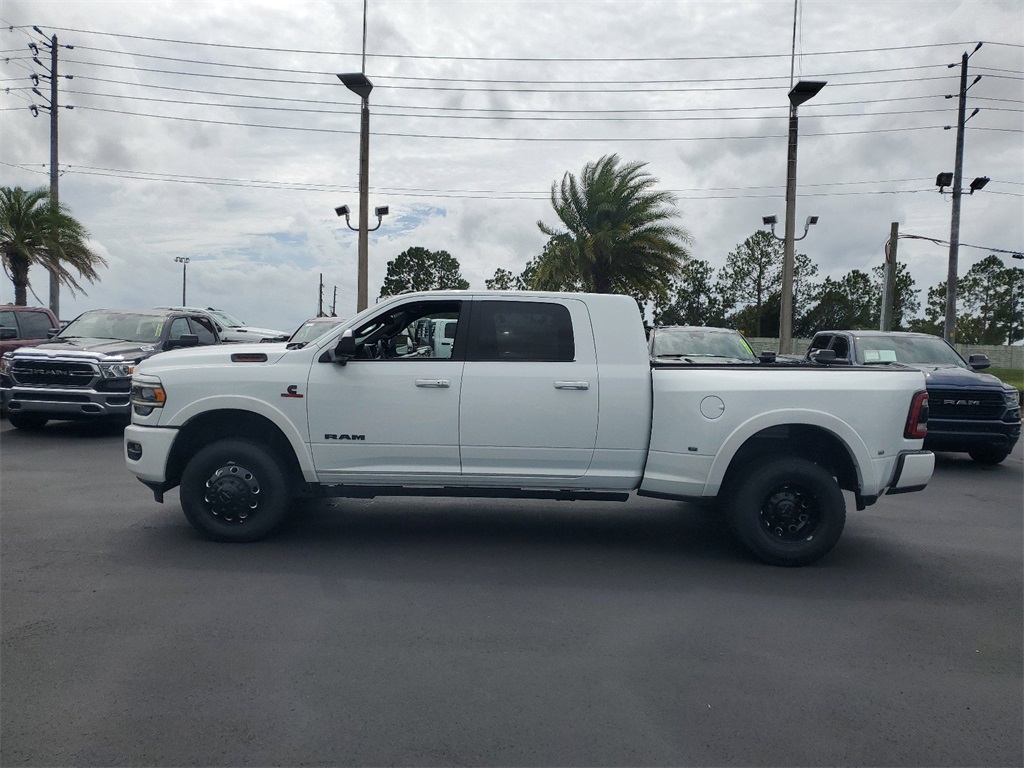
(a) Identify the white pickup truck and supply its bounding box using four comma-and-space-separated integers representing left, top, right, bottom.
124, 291, 934, 566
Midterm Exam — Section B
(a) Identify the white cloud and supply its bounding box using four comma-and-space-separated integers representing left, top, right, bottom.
2, 0, 1021, 333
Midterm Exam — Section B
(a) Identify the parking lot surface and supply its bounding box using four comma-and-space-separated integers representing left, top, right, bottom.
1, 419, 1021, 766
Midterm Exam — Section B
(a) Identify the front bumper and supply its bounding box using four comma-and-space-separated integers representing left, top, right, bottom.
1, 384, 131, 420
923, 418, 1021, 454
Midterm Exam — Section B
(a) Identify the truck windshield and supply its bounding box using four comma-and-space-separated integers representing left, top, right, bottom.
855, 335, 967, 367
58, 312, 164, 344
652, 328, 756, 362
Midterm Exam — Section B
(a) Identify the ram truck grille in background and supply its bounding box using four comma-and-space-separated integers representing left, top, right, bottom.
928, 389, 1005, 421
11, 360, 97, 388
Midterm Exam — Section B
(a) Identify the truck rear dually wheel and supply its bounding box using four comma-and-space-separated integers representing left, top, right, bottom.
180, 439, 290, 542
727, 457, 846, 567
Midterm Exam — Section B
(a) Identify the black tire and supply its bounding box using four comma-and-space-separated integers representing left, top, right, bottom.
726, 457, 846, 567
7, 413, 48, 431
968, 448, 1010, 465
179, 439, 291, 542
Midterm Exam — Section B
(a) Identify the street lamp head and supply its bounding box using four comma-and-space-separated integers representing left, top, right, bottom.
335, 205, 350, 217
936, 172, 954, 190
375, 205, 389, 217
969, 176, 990, 193
762, 215, 777, 226
788, 80, 827, 107
174, 256, 190, 264
806, 215, 819, 227
337, 72, 373, 101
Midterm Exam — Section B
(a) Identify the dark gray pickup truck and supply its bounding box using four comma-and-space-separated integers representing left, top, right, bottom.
1, 308, 221, 430
803, 330, 1021, 464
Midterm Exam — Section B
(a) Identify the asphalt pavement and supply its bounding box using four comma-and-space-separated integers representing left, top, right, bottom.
1, 419, 1021, 767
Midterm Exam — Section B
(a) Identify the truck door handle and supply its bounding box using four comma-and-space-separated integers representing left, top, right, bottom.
415, 379, 451, 388
554, 380, 590, 390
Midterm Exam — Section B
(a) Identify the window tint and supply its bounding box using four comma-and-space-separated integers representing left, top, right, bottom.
18, 311, 54, 339
830, 337, 850, 360
0, 310, 17, 337
188, 316, 218, 345
351, 300, 462, 360
168, 317, 192, 340
468, 301, 574, 362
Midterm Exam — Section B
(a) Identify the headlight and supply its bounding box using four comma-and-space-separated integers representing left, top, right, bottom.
0, 354, 11, 376
131, 381, 166, 416
1005, 388, 1021, 408
100, 361, 136, 378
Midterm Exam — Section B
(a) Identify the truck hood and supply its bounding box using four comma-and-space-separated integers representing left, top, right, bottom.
9, 337, 158, 361
225, 326, 289, 338
135, 342, 291, 374
900, 363, 1006, 389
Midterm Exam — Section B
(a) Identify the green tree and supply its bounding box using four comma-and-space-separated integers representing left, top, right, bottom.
485, 267, 522, 291
960, 255, 1014, 344
0, 186, 105, 306
535, 154, 691, 302
379, 246, 470, 298
717, 230, 817, 337
797, 270, 877, 335
653, 258, 726, 326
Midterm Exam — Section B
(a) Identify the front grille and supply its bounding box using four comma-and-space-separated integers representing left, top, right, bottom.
928, 388, 1005, 420
11, 360, 97, 388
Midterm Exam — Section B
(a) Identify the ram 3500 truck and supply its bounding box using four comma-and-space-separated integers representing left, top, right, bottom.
124, 292, 934, 566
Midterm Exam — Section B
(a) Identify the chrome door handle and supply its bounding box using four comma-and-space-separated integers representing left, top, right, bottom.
554, 380, 590, 390
415, 379, 451, 388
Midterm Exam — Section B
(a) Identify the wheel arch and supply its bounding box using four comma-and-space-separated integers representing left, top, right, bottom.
707, 413, 870, 498
166, 409, 311, 490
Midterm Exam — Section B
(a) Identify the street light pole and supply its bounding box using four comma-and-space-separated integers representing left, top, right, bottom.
778, 80, 825, 354
337, 73, 375, 312
174, 256, 190, 305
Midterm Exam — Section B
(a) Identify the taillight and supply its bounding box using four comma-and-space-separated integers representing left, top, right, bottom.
905, 390, 929, 439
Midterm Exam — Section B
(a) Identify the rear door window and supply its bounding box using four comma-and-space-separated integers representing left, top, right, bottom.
466, 301, 575, 362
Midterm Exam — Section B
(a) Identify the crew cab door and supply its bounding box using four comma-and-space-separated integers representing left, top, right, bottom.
459, 298, 599, 479
305, 299, 466, 482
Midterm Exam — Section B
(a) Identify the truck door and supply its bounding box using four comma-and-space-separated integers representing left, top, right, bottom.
305, 299, 466, 482
459, 298, 598, 479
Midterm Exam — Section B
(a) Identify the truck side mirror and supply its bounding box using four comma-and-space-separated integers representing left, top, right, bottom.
320, 329, 357, 366
0, 327, 16, 340
758, 350, 777, 364
165, 334, 199, 351
811, 349, 837, 363
47, 328, 59, 339
968, 354, 991, 370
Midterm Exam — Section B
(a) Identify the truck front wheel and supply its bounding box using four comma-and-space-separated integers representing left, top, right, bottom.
727, 458, 846, 567
180, 439, 290, 542
968, 448, 1010, 465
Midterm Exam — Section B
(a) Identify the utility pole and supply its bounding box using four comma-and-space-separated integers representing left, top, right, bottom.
318, 273, 324, 317
29, 30, 72, 319
943, 42, 983, 344
331, 286, 338, 317
880, 222, 899, 331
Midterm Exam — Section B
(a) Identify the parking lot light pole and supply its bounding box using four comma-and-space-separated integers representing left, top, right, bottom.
777, 80, 826, 355
174, 256, 190, 305
337, 72, 374, 312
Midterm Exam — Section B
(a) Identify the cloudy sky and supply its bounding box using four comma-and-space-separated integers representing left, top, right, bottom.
2, 0, 1021, 332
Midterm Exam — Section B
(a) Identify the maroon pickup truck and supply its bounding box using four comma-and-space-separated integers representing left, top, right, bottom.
0, 305, 60, 355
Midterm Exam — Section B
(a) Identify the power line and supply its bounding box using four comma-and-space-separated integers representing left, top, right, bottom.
10, 26, 996, 62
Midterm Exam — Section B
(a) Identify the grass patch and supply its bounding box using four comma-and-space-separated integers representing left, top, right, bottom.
989, 367, 1024, 391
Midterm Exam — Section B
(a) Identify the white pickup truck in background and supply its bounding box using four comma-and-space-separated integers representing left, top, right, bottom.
124, 291, 934, 566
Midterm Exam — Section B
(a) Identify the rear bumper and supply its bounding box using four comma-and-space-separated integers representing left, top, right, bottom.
886, 450, 935, 495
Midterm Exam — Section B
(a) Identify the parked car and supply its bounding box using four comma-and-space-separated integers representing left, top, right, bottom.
156, 306, 287, 343
260, 316, 348, 347
0, 305, 60, 356
649, 325, 773, 364
801, 330, 1021, 464
1, 308, 221, 430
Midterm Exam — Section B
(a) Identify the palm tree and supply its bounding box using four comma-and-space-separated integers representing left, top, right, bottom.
534, 154, 691, 302
1, 186, 105, 306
